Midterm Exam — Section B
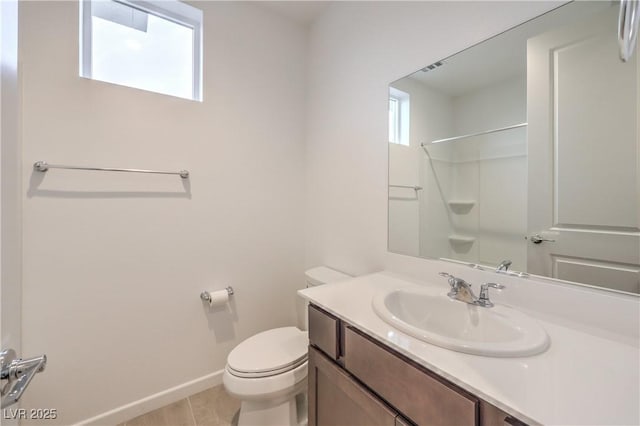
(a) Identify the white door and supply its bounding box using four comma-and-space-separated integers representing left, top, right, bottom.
2, 0, 40, 417
527, 4, 640, 293
1, 0, 21, 354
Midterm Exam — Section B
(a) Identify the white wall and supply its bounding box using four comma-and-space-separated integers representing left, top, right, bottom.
388, 79, 431, 256
19, 2, 306, 424
388, 77, 454, 259
304, 1, 562, 276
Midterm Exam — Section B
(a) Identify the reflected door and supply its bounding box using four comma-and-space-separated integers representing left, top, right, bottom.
527, 5, 640, 293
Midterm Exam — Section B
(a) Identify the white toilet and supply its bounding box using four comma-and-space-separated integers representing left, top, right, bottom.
223, 266, 351, 426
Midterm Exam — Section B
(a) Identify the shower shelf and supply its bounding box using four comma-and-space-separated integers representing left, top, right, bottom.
448, 235, 476, 245
448, 200, 475, 214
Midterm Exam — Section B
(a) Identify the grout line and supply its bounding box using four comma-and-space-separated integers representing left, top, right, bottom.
186, 395, 198, 426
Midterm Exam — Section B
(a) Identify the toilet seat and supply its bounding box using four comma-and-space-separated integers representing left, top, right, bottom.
228, 356, 307, 378
223, 361, 308, 401
227, 327, 308, 378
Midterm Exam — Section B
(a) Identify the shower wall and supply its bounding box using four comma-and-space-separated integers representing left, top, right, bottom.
19, 2, 307, 424
389, 75, 527, 270
449, 77, 527, 269
423, 76, 527, 269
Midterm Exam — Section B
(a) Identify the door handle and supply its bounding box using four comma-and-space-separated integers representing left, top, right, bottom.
528, 234, 556, 244
1, 349, 47, 409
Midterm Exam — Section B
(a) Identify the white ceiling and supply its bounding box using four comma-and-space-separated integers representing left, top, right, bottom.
255, 1, 329, 26
406, 1, 611, 97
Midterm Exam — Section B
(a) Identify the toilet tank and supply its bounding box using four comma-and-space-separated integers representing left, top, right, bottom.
305, 266, 351, 288
297, 266, 351, 330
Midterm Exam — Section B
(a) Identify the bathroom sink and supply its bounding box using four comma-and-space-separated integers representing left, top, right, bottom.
372, 287, 549, 357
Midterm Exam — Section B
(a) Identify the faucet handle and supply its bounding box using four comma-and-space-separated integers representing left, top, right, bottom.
439, 272, 469, 291
438, 272, 455, 287
478, 283, 505, 308
483, 282, 505, 291
496, 260, 512, 272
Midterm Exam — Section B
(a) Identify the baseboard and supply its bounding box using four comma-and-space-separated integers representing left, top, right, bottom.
75, 370, 224, 426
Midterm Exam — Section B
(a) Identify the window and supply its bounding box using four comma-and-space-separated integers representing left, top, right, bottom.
80, 0, 202, 101
389, 87, 409, 146
389, 96, 400, 143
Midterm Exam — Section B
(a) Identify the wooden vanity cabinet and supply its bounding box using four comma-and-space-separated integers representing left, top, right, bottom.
308, 303, 528, 426
308, 346, 399, 426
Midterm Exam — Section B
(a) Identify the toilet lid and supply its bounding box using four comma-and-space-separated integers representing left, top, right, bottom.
227, 327, 308, 377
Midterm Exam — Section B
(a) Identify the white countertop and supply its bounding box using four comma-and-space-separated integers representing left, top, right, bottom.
299, 271, 640, 426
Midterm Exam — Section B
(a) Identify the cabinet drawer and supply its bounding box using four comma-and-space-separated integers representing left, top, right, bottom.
480, 401, 528, 426
343, 326, 478, 426
308, 304, 340, 360
309, 346, 397, 426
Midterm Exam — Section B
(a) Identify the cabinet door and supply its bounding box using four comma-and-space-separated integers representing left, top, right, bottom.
308, 346, 397, 426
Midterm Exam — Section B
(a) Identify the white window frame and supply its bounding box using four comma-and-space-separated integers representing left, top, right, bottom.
79, 0, 203, 101
389, 96, 400, 144
389, 87, 410, 146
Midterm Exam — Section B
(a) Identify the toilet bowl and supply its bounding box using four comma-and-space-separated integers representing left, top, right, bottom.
223, 266, 351, 426
223, 327, 308, 426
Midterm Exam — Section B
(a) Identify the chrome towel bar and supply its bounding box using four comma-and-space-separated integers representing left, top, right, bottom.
389, 184, 423, 191
33, 161, 189, 179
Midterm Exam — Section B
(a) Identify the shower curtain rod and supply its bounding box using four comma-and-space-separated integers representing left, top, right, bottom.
33, 161, 190, 179
423, 122, 528, 145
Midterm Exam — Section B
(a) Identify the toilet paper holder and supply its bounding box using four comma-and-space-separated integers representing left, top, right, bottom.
200, 287, 234, 303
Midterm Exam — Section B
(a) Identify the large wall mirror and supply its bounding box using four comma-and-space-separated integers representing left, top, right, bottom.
388, 1, 639, 295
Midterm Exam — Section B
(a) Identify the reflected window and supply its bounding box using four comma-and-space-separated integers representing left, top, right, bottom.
389, 87, 409, 145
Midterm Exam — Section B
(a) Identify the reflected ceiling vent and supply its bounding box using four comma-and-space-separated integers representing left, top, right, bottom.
421, 61, 444, 72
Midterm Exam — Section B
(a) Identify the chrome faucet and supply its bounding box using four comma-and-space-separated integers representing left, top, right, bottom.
439, 272, 504, 308
478, 283, 505, 308
496, 260, 512, 272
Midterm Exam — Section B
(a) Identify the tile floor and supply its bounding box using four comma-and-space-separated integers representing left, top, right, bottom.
119, 385, 240, 426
